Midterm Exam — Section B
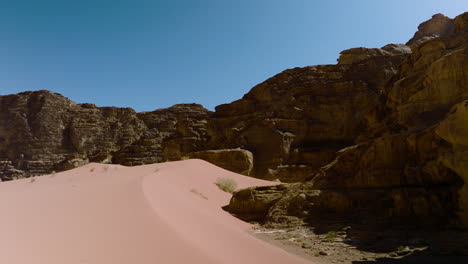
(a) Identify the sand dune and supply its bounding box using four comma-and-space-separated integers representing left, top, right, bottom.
0, 159, 311, 264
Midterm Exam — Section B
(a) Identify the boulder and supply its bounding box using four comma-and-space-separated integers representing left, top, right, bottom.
188, 149, 253, 175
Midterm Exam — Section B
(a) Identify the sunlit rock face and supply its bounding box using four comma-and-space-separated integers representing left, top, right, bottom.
226, 12, 468, 229
406, 13, 455, 47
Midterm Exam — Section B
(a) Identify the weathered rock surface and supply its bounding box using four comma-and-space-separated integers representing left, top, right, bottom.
188, 149, 253, 175
337, 44, 411, 64
436, 100, 468, 226
114, 103, 211, 166
407, 13, 455, 47
209, 52, 408, 182
0, 91, 212, 178
227, 12, 468, 229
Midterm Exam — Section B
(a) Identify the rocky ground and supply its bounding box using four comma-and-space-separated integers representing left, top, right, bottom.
252, 224, 468, 264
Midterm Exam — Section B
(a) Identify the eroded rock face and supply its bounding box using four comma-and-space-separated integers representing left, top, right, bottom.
337, 44, 411, 65
0, 91, 146, 177
0, 91, 212, 179
436, 101, 468, 226
407, 13, 455, 47
188, 149, 253, 175
114, 103, 211, 166
209, 51, 408, 181
227, 12, 468, 229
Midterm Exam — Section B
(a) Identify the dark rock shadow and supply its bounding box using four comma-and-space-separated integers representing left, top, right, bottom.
301, 211, 468, 263
352, 251, 468, 264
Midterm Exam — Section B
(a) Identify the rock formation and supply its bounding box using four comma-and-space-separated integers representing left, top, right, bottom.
407, 13, 455, 47
0, 12, 467, 230
226, 12, 468, 229
0, 92, 211, 179
187, 149, 254, 175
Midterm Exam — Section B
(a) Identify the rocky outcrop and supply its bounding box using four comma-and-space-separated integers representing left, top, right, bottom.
407, 13, 455, 47
0, 91, 211, 179
337, 44, 411, 65
188, 149, 253, 175
208, 42, 409, 181
0, 91, 146, 177
114, 103, 211, 165
227, 12, 468, 229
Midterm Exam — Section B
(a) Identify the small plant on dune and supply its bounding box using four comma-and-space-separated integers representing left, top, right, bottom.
103, 166, 109, 172
89, 167, 95, 172
215, 177, 238, 193
49, 170, 56, 178
153, 168, 160, 173
190, 188, 208, 200
325, 231, 336, 242
30, 177, 36, 183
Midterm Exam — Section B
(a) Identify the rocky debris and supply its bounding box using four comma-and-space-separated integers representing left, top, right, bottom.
188, 149, 253, 175
227, 12, 468, 229
0, 160, 25, 181
254, 225, 468, 264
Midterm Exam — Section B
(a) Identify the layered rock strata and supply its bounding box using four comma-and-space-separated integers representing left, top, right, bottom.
227, 12, 468, 228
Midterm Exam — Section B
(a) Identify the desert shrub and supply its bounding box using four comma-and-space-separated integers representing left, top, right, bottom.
30, 177, 36, 183
215, 177, 238, 193
325, 231, 336, 242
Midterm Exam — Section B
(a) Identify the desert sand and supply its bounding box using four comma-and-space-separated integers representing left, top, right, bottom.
0, 159, 311, 264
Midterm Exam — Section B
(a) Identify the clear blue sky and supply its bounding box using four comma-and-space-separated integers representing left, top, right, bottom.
1, 0, 466, 111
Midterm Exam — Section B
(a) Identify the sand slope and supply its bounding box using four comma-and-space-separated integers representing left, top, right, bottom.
0, 159, 311, 264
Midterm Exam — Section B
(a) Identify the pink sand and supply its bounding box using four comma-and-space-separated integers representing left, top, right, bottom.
0, 159, 311, 264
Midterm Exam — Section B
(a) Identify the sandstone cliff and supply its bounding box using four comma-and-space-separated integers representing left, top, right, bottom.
227, 12, 468, 229
0, 91, 211, 180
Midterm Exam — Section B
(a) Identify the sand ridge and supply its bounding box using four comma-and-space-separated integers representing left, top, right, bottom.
0, 159, 311, 264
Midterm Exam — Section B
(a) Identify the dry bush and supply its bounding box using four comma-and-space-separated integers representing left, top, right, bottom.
215, 177, 238, 193
325, 231, 336, 242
